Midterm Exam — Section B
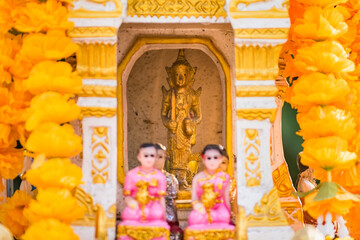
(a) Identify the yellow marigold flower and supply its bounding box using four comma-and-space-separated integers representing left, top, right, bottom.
301, 136, 356, 172
297, 106, 356, 140
25, 122, 82, 158
290, 73, 350, 108
0, 190, 31, 238
24, 188, 85, 224
25, 60, 82, 95
43, 30, 78, 60
26, 157, 82, 190
22, 219, 79, 240
0, 150, 24, 179
20, 30, 78, 63
304, 189, 358, 219
0, 123, 12, 149
294, 41, 355, 74
12, 0, 73, 33
26, 92, 80, 131
294, 7, 348, 40
296, 0, 347, 8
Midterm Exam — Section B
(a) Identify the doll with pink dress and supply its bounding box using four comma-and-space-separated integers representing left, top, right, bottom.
184, 144, 235, 240
117, 143, 170, 240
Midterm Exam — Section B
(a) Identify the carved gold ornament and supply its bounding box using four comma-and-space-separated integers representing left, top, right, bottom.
68, 27, 117, 38
80, 85, 116, 98
91, 127, 110, 184
69, 0, 122, 18
236, 85, 279, 97
244, 129, 261, 187
80, 107, 117, 119
77, 43, 117, 79
235, 28, 289, 39
273, 162, 304, 225
229, 0, 289, 18
72, 187, 116, 227
235, 44, 283, 80
117, 225, 170, 240
184, 228, 235, 240
127, 0, 227, 18
247, 187, 289, 227
236, 109, 277, 122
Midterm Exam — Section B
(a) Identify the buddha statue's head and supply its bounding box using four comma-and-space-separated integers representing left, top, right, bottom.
166, 49, 196, 88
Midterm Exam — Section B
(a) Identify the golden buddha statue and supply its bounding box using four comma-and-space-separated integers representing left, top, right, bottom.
161, 49, 202, 190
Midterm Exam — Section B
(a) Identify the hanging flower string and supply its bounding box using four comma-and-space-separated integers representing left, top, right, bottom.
284, 0, 360, 223
0, 0, 84, 239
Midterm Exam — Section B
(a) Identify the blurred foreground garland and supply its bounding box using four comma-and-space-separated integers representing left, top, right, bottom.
0, 0, 84, 239
284, 0, 360, 238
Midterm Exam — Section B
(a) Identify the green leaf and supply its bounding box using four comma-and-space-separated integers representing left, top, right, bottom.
292, 185, 318, 198
313, 182, 338, 201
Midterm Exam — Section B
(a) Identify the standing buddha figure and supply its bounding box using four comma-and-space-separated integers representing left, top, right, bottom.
161, 49, 202, 190
117, 143, 170, 240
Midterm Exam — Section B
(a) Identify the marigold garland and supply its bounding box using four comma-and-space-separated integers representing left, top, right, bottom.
0, 0, 84, 238
285, 0, 360, 225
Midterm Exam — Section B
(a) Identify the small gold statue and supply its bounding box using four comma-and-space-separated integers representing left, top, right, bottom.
161, 49, 202, 190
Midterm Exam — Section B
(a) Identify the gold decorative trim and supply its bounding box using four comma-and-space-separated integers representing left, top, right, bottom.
244, 129, 261, 187
184, 228, 235, 240
68, 27, 117, 38
229, 0, 289, 18
236, 86, 279, 97
69, 0, 122, 18
91, 127, 110, 184
235, 44, 283, 80
80, 85, 117, 98
72, 187, 115, 228
80, 107, 117, 119
236, 109, 277, 122
247, 187, 289, 227
127, 0, 226, 19
77, 42, 117, 79
117, 38, 233, 185
117, 225, 170, 240
235, 28, 289, 39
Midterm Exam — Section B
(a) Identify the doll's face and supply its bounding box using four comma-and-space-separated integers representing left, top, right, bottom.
173, 65, 188, 87
154, 149, 166, 170
138, 147, 157, 170
202, 149, 222, 172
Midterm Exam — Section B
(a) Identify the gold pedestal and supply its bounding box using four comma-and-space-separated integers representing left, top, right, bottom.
117, 225, 170, 240
184, 228, 235, 240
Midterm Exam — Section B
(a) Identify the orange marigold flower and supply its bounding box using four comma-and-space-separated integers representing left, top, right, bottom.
25, 122, 82, 158
304, 189, 358, 219
297, 105, 356, 140
0, 33, 22, 84
24, 188, 85, 224
345, 203, 360, 240
26, 157, 82, 190
0, 150, 23, 179
296, 0, 347, 8
294, 7, 348, 41
301, 136, 356, 172
26, 92, 80, 131
24, 60, 82, 95
12, 0, 73, 33
289, 73, 350, 108
294, 41, 355, 74
22, 219, 79, 240
0, 190, 32, 238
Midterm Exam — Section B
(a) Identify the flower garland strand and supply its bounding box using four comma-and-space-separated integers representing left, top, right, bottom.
284, 0, 360, 228
0, 0, 85, 239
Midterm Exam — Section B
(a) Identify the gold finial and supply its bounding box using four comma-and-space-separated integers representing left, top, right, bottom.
172, 49, 191, 68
